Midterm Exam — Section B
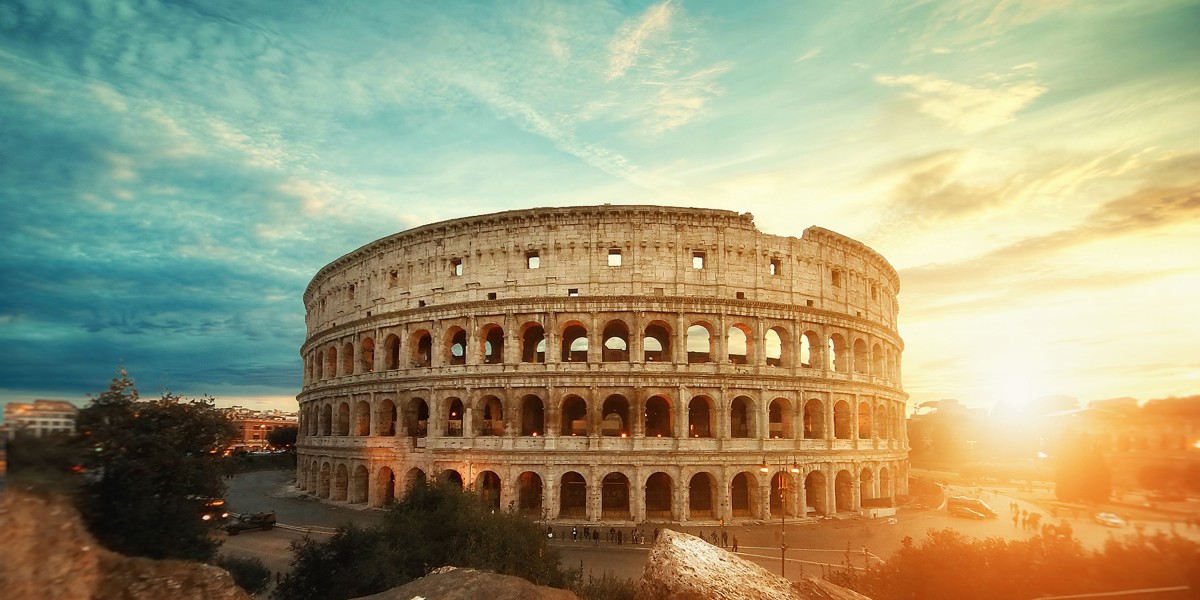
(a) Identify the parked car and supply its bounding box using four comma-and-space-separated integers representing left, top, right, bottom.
1094, 512, 1127, 528
950, 505, 989, 519
188, 496, 230, 524
224, 511, 276, 535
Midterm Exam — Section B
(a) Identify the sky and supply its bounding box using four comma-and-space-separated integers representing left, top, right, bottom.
1, 0, 1198, 420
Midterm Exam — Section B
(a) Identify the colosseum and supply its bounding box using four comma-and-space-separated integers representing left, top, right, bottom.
296, 205, 908, 524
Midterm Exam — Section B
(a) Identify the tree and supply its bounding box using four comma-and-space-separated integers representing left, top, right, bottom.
273, 480, 573, 600
75, 367, 236, 562
266, 425, 298, 450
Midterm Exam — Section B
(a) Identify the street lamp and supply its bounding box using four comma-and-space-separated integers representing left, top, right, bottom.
762, 457, 802, 579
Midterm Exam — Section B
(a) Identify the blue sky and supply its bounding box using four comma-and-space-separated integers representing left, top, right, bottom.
2, 0, 1198, 419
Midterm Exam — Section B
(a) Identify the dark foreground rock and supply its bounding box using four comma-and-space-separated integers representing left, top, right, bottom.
350, 565, 579, 600
635, 529, 872, 600
0, 489, 250, 600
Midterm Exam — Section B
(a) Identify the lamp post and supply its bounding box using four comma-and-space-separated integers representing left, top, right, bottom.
762, 457, 802, 579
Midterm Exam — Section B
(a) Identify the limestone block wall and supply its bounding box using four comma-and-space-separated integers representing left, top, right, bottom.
296, 205, 909, 524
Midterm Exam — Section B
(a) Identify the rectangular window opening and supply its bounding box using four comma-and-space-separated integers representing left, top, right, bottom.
389, 270, 398, 288
608, 248, 622, 267
451, 258, 463, 277
735, 291, 746, 300
487, 292, 497, 300
567, 288, 579, 297
417, 300, 426, 308
832, 270, 842, 288
770, 259, 781, 276
806, 299, 814, 307
692, 251, 706, 269
526, 251, 540, 269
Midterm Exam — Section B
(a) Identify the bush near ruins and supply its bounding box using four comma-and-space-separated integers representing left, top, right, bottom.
828, 528, 1200, 600
215, 555, 272, 594
274, 480, 575, 600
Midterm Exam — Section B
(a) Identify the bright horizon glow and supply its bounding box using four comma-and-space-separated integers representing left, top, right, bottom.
1, 1, 1198, 419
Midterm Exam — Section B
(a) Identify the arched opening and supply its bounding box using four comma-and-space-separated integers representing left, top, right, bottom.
478, 395, 503, 436
854, 339, 868, 374
727, 324, 750, 364
875, 404, 887, 440
404, 467, 427, 493
803, 399, 824, 439
801, 330, 819, 368
601, 472, 630, 519
857, 401, 871, 439
439, 469, 463, 489
354, 400, 371, 436
644, 472, 674, 519
320, 404, 332, 436
336, 402, 350, 436
560, 395, 587, 436
308, 460, 319, 492
559, 472, 586, 518
521, 395, 544, 436
377, 398, 397, 436
687, 396, 713, 438
360, 338, 375, 373
376, 467, 396, 506
408, 398, 429, 437
834, 401, 851, 439
602, 321, 630, 362
829, 334, 847, 372
879, 467, 892, 501
643, 322, 672, 362
384, 334, 400, 370
765, 327, 785, 367
730, 396, 753, 438
333, 463, 349, 501
860, 468, 875, 504
518, 471, 544, 517
351, 464, 369, 504
447, 328, 467, 366
770, 472, 796, 517
521, 323, 546, 363
887, 349, 897, 381
644, 395, 672, 437
805, 471, 826, 516
686, 324, 712, 363
326, 347, 338, 378
561, 324, 588, 362
477, 471, 502, 511
481, 324, 504, 364
313, 353, 323, 381
872, 343, 884, 377
688, 472, 716, 519
768, 398, 793, 439
731, 472, 757, 518
412, 331, 432, 367
445, 398, 464, 437
319, 462, 332, 498
835, 470, 853, 512
342, 342, 354, 376
602, 395, 630, 437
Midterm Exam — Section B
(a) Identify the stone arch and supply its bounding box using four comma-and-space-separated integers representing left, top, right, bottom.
325, 346, 338, 379
872, 343, 884, 377
438, 468, 464, 489
560, 395, 588, 436
858, 401, 872, 439
801, 330, 820, 368
860, 467, 875, 503
727, 323, 751, 364
360, 337, 375, 373
644, 472, 674, 520
445, 327, 468, 366
687, 395, 713, 438
342, 341, 354, 375
730, 471, 759, 518
377, 398, 397, 436
407, 397, 429, 437
354, 400, 371, 436
559, 471, 587, 518
351, 464, 369, 504
765, 326, 787, 367
602, 394, 631, 437
404, 467, 427, 492
520, 394, 545, 436
308, 459, 319, 492
853, 339, 868, 374
770, 471, 798, 517
644, 395, 673, 437
688, 472, 717, 519
319, 462, 332, 498
520, 322, 546, 363
879, 466, 892, 501
602, 320, 630, 362
320, 404, 332, 436
517, 471, 544, 517
313, 353, 322, 381
477, 395, 504, 436
805, 470, 826, 516
686, 323, 713, 363
643, 321, 672, 362
829, 333, 847, 372
601, 472, 631, 519
834, 400, 852, 439
333, 463, 349, 501
835, 469, 854, 512
477, 471, 502, 510
730, 396, 755, 438
383, 334, 400, 370
410, 330, 432, 367
560, 322, 588, 362
803, 399, 824, 439
874, 403, 887, 440
480, 323, 505, 365
768, 397, 793, 439
376, 466, 396, 506
336, 402, 350, 436
444, 397, 464, 437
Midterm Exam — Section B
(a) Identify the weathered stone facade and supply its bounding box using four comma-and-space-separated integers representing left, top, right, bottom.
296, 205, 908, 523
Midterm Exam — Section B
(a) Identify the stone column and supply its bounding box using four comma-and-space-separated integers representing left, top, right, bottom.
674, 313, 687, 364
587, 312, 600, 363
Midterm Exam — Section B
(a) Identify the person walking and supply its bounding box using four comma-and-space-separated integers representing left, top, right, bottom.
721, 530, 728, 548
732, 535, 739, 552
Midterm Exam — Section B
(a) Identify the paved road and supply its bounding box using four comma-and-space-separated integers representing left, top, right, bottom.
222, 471, 1200, 582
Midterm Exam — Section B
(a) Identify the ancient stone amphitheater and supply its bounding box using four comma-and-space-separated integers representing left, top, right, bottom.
296, 205, 908, 524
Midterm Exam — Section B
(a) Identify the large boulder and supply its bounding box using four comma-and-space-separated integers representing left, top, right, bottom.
0, 489, 250, 600
635, 529, 872, 600
351, 566, 579, 600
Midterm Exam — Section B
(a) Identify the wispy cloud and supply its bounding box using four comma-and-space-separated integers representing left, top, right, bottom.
875, 70, 1046, 133
607, 0, 676, 81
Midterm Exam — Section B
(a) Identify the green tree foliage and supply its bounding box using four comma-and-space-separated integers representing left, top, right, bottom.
75, 367, 236, 562
5, 430, 83, 492
1055, 431, 1111, 502
829, 529, 1200, 600
266, 425, 298, 450
215, 555, 272, 594
273, 481, 573, 600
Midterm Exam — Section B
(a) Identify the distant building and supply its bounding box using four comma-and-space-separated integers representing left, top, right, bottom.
4, 400, 79, 439
221, 406, 298, 451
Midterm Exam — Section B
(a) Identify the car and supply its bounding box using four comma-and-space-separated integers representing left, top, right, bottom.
946, 496, 998, 518
1094, 512, 1127, 528
950, 505, 989, 519
224, 511, 277, 535
187, 496, 230, 524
